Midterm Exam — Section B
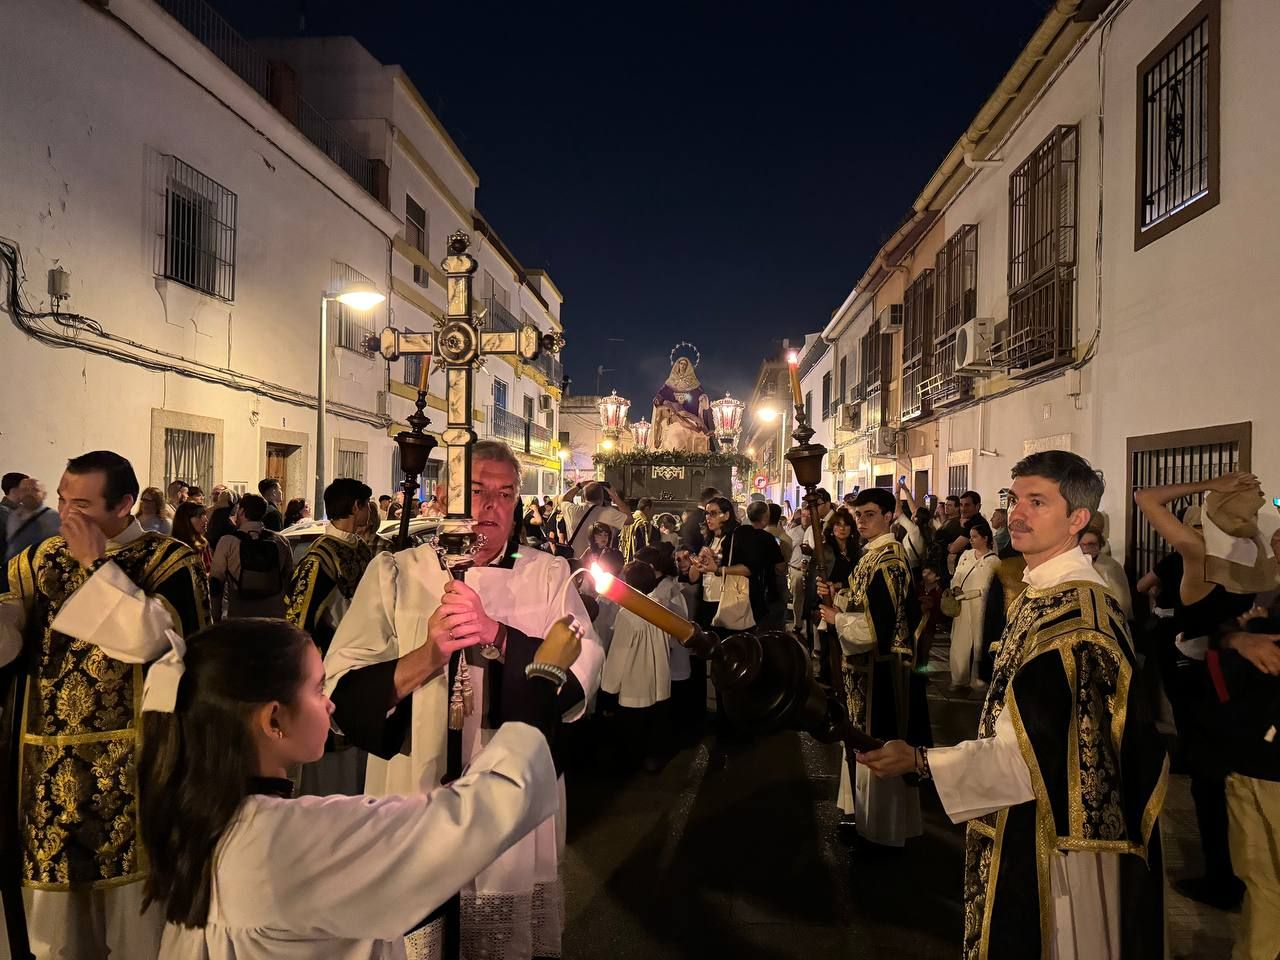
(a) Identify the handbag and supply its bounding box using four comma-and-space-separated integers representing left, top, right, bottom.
711, 532, 756, 632
940, 557, 983, 618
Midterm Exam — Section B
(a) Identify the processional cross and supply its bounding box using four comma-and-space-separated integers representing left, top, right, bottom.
376, 229, 564, 565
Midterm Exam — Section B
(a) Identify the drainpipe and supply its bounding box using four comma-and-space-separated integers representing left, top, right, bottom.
912, 0, 1084, 212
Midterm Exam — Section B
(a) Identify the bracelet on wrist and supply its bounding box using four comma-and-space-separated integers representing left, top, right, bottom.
525, 662, 569, 689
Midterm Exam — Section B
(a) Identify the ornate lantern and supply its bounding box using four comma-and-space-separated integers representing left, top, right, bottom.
597, 390, 630, 435
709, 392, 746, 450
630, 417, 652, 449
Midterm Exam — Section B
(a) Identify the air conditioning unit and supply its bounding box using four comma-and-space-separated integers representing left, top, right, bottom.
837, 403, 861, 433
956, 317, 996, 374
538, 394, 553, 412
877, 303, 903, 332
869, 426, 898, 458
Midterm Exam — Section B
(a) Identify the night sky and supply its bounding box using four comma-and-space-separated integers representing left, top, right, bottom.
211, 0, 1051, 408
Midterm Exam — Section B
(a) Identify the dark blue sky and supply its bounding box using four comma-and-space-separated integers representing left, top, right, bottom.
213, 0, 1051, 406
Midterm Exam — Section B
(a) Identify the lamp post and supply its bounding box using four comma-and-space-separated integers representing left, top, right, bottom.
318, 280, 385, 518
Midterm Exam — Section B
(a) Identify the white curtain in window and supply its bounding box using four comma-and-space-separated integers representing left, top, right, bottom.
165, 428, 215, 492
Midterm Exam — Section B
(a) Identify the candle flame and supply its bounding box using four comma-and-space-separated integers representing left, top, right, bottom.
589, 561, 613, 593
787, 349, 799, 365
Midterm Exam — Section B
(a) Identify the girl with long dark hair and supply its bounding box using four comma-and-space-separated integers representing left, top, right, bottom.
139, 617, 573, 958
171, 500, 212, 574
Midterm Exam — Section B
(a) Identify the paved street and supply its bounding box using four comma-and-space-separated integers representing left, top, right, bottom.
561, 643, 1237, 959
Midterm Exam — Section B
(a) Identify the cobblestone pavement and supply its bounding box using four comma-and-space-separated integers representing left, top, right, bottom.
561, 640, 1238, 959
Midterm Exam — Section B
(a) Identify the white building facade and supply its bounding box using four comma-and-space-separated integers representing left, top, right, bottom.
822, 0, 1276, 577
254, 37, 569, 499
0, 0, 567, 504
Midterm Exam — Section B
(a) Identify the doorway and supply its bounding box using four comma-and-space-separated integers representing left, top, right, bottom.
266, 442, 293, 493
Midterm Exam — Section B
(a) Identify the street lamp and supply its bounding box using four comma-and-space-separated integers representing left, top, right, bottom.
318, 280, 385, 518
754, 403, 789, 501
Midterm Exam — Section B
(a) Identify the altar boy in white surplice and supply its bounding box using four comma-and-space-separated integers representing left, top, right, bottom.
325, 441, 603, 960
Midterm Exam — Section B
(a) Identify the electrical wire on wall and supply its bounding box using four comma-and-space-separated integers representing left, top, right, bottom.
0, 237, 390, 429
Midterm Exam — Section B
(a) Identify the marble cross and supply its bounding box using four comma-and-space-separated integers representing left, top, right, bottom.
376, 230, 563, 563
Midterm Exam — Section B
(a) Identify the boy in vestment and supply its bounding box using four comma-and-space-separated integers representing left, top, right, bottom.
324, 441, 603, 959
285, 477, 375, 656
0, 450, 209, 958
819, 486, 928, 847
862, 451, 1167, 959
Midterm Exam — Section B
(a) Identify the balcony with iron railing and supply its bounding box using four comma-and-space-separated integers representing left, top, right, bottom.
483, 297, 521, 333
920, 334, 973, 408
155, 0, 380, 199
491, 405, 554, 459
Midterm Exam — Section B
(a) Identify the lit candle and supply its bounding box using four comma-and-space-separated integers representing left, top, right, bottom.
591, 563, 696, 644
418, 352, 432, 394
787, 350, 803, 408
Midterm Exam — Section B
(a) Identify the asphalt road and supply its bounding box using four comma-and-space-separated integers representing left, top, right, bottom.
559, 661, 984, 959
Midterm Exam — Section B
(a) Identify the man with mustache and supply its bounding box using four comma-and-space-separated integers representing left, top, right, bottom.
861, 451, 1167, 958
323, 440, 604, 959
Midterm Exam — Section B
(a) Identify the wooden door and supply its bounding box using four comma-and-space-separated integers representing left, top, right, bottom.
266, 444, 289, 493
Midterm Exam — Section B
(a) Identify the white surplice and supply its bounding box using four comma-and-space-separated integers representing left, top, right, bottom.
601, 606, 672, 708
158, 723, 558, 960
929, 546, 1123, 960
323, 544, 603, 958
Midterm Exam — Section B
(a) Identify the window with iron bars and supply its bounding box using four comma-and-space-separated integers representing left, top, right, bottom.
161, 156, 237, 301
164, 427, 215, 494
925, 224, 978, 406
1135, 0, 1219, 250
838, 356, 847, 404
1004, 125, 1078, 374
821, 372, 832, 420
860, 321, 884, 433
330, 262, 379, 354
403, 354, 425, 388
406, 194, 430, 287
1125, 421, 1247, 582
900, 269, 934, 421
948, 464, 969, 498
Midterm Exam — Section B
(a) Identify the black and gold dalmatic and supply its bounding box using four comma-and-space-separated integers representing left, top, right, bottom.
284, 533, 373, 654
3, 534, 208, 889
839, 537, 924, 744
962, 580, 1167, 960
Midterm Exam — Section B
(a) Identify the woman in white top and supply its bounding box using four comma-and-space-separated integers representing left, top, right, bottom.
140, 617, 575, 960
947, 518, 1001, 690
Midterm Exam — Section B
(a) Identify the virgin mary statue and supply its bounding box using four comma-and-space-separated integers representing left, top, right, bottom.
652, 355, 713, 452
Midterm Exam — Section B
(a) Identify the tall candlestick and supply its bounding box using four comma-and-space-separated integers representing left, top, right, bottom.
418, 352, 432, 394
787, 351, 803, 408
591, 564, 696, 644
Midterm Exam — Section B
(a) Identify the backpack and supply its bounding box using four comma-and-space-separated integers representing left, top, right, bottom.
233, 531, 284, 600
